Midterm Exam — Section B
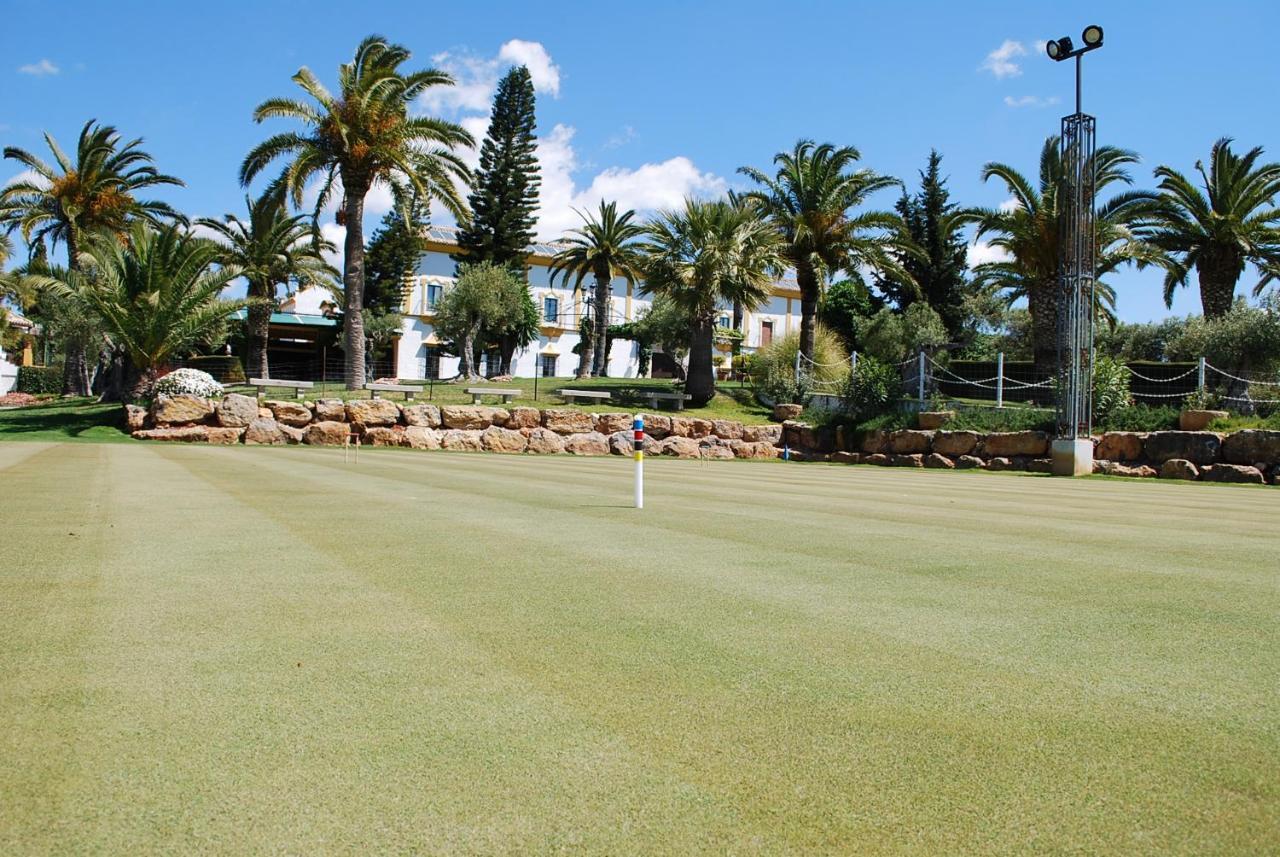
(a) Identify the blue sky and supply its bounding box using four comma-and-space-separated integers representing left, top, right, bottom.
3, 0, 1279, 322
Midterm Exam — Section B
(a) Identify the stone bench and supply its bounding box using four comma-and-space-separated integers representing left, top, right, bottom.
248, 378, 313, 400
643, 390, 692, 411
464, 387, 520, 405
364, 382, 418, 401
559, 389, 612, 405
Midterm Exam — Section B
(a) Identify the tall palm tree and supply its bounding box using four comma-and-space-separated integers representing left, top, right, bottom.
640, 198, 783, 405
1147, 138, 1280, 317
548, 201, 647, 377
61, 224, 246, 399
738, 140, 914, 362
963, 138, 1161, 375
0, 120, 185, 394
241, 34, 473, 389
197, 188, 336, 379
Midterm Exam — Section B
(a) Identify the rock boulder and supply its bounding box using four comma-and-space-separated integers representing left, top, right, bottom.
1143, 431, 1221, 465
150, 394, 213, 425
1095, 432, 1145, 462
595, 412, 634, 434
505, 406, 541, 429
244, 418, 288, 445
303, 421, 351, 446
403, 426, 442, 449
564, 431, 610, 456
888, 430, 932, 454
1221, 429, 1280, 465
441, 429, 483, 452
132, 425, 209, 442
525, 427, 566, 454
216, 393, 258, 428
346, 398, 402, 427
1201, 463, 1265, 484
1159, 459, 1199, 480
542, 409, 594, 434
711, 419, 743, 440
481, 426, 528, 454
931, 431, 979, 457
924, 453, 955, 469
401, 403, 442, 428
981, 431, 1050, 457
772, 403, 804, 421
742, 423, 782, 444
313, 399, 346, 421
264, 399, 312, 427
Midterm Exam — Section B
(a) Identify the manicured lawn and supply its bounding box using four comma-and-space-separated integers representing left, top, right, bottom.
0, 398, 131, 443
234, 375, 775, 423
1, 443, 1274, 853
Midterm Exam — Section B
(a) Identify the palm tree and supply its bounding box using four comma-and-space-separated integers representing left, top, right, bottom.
241, 34, 473, 389
1147, 138, 1280, 317
197, 188, 336, 379
548, 201, 647, 377
63, 224, 246, 399
0, 120, 185, 394
963, 138, 1161, 375
738, 140, 914, 362
640, 198, 783, 405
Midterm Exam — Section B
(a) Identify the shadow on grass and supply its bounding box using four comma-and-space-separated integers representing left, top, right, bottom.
0, 400, 130, 442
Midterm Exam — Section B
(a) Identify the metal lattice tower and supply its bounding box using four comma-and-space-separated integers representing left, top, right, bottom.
1056, 113, 1096, 439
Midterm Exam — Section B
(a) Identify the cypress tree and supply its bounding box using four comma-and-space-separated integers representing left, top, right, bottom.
878, 150, 969, 339
454, 65, 541, 270
364, 203, 426, 313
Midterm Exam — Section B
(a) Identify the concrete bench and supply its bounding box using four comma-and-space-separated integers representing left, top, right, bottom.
559, 389, 613, 405
248, 378, 314, 400
464, 387, 520, 405
643, 390, 693, 411
364, 382, 418, 401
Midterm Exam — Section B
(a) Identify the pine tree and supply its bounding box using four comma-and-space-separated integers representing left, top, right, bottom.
454, 65, 540, 271
877, 150, 969, 339
364, 203, 426, 313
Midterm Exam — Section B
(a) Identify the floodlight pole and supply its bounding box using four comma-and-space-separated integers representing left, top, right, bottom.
1047, 27, 1104, 476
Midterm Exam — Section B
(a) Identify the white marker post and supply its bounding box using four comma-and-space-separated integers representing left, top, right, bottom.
633, 414, 644, 509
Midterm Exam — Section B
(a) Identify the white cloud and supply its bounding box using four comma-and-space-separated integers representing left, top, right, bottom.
4, 169, 44, 189
1003, 94, 1060, 109
17, 58, 59, 76
420, 39, 560, 115
968, 240, 1011, 267
603, 125, 637, 150
496, 40, 560, 96
998, 196, 1022, 212
980, 40, 1026, 78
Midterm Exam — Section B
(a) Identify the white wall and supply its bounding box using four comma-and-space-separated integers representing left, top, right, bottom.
0, 346, 17, 395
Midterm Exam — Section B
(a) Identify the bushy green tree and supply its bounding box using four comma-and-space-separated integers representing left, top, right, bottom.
1166, 295, 1280, 410
364, 202, 426, 314
877, 150, 969, 338
859, 303, 948, 364
433, 262, 527, 380
818, 274, 880, 349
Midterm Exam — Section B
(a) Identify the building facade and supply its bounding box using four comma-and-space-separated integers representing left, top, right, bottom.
391, 225, 806, 381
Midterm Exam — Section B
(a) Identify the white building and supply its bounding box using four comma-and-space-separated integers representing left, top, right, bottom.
0, 310, 35, 395
392, 225, 806, 380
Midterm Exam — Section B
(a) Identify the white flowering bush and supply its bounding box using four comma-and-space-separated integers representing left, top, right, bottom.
151, 368, 224, 399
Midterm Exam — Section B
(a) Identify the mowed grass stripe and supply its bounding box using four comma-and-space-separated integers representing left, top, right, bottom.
155, 445, 1277, 853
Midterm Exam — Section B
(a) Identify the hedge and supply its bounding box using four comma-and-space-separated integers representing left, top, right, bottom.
16, 365, 62, 395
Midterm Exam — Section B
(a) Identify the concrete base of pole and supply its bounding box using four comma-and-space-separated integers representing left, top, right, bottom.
1051, 438, 1094, 477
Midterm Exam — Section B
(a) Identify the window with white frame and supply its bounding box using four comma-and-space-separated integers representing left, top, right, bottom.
543, 295, 559, 324
717, 313, 732, 329
426, 283, 443, 311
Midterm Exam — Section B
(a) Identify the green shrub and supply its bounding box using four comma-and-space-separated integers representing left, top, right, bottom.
945, 407, 1055, 433
759, 363, 812, 405
859, 303, 949, 364
752, 324, 848, 401
16, 365, 62, 395
185, 355, 246, 384
1096, 403, 1180, 432
1092, 354, 1132, 424
840, 356, 902, 422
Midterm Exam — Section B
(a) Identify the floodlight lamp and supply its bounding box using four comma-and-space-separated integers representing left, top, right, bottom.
1082, 25, 1104, 47
1046, 36, 1074, 61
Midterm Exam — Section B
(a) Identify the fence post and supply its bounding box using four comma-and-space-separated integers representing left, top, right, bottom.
851, 350, 858, 375
1197, 356, 1206, 394
917, 350, 926, 404
794, 350, 802, 379
996, 351, 1005, 409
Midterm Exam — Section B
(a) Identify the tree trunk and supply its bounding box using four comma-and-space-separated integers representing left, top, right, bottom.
592, 271, 610, 376
1196, 247, 1244, 318
575, 308, 593, 379
97, 347, 128, 403
499, 332, 516, 376
686, 317, 715, 406
340, 181, 369, 389
794, 262, 819, 362
1028, 278, 1058, 383
457, 323, 482, 381
59, 228, 92, 397
247, 281, 273, 379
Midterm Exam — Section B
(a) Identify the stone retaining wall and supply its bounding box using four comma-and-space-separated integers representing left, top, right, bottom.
125, 394, 1280, 484
127, 394, 785, 461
